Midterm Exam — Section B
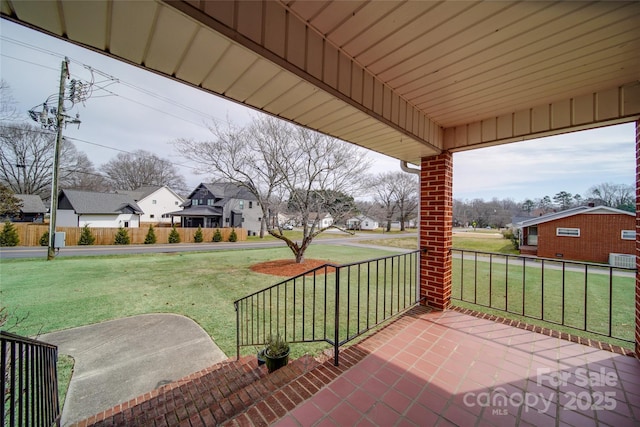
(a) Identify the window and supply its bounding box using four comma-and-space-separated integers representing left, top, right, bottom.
621, 230, 636, 240
239, 201, 244, 209
249, 201, 253, 208
192, 199, 199, 206
175, 201, 179, 205
150, 214, 155, 219
152, 200, 157, 205
556, 227, 580, 237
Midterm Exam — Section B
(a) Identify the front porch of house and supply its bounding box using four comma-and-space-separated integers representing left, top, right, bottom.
77, 306, 639, 426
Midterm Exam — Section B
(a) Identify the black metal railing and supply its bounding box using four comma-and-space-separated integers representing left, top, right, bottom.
451, 249, 635, 344
234, 250, 423, 365
1, 331, 60, 427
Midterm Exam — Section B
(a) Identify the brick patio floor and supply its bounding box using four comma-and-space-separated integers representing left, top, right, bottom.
80, 306, 639, 426
268, 308, 640, 427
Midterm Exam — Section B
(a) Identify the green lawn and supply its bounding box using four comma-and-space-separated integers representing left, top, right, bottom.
452, 254, 635, 348
0, 245, 397, 358
359, 234, 519, 254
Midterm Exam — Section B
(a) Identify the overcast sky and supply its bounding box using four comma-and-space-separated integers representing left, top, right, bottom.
1, 19, 636, 202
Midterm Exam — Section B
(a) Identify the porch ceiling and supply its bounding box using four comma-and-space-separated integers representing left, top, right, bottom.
2, 1, 639, 164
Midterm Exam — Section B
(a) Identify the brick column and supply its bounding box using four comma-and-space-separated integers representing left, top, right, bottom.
420, 152, 453, 310
636, 119, 640, 356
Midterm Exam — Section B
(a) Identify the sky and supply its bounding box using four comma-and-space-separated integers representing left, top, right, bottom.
0, 19, 636, 203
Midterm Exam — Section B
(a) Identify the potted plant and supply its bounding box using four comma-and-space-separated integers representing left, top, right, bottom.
263, 334, 289, 373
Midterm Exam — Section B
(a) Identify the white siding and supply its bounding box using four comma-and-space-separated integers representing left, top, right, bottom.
78, 214, 140, 228
137, 187, 183, 224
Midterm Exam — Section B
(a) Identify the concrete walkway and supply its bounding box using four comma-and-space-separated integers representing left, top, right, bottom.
39, 314, 226, 426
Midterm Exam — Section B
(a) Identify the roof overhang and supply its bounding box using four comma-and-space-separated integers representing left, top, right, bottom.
2, 0, 639, 164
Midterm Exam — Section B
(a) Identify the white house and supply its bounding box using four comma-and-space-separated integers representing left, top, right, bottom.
346, 215, 379, 230
308, 212, 334, 229
57, 189, 143, 228
117, 185, 184, 225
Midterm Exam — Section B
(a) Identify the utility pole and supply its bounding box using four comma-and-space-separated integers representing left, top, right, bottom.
47, 58, 70, 260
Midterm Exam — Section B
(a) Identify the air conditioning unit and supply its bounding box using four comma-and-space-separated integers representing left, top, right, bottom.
608, 253, 635, 269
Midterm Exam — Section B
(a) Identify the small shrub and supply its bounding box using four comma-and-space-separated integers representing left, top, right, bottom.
114, 227, 130, 245
503, 229, 519, 250
168, 225, 181, 244
40, 231, 49, 246
228, 228, 238, 242
212, 228, 222, 242
0, 221, 20, 246
194, 226, 203, 243
77, 225, 96, 245
144, 224, 157, 244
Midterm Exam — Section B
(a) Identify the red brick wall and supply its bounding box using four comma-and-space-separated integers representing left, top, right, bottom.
536, 213, 635, 263
420, 153, 453, 310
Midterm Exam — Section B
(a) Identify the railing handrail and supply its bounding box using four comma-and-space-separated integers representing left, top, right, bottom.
235, 249, 422, 365
450, 247, 635, 344
0, 330, 58, 349
451, 247, 636, 271
233, 249, 422, 304
2, 330, 60, 427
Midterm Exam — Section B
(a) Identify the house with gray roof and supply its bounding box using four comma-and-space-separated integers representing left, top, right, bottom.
57, 189, 144, 228
116, 185, 184, 225
12, 194, 47, 222
168, 183, 261, 235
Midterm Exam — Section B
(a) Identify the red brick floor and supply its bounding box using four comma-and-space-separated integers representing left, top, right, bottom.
80, 306, 639, 426
270, 309, 640, 427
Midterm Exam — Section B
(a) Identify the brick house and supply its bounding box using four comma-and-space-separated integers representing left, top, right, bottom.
517, 206, 635, 265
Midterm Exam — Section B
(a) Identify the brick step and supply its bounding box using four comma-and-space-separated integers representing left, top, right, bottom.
79, 355, 265, 426
218, 354, 325, 426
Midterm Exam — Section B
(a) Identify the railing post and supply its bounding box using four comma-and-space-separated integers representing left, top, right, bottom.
334, 266, 340, 366
234, 301, 240, 361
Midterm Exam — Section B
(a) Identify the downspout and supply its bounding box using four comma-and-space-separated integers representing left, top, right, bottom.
401, 161, 423, 303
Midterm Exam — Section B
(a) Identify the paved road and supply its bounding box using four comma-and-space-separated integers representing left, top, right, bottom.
0, 232, 418, 259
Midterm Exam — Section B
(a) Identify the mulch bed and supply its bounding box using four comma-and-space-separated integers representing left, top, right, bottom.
250, 259, 336, 277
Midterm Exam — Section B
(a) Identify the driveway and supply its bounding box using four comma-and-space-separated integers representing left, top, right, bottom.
39, 313, 226, 426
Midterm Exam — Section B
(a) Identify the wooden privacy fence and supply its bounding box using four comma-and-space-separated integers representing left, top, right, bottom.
10, 223, 247, 246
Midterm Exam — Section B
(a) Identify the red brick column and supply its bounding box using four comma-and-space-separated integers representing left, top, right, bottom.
420, 152, 453, 310
636, 119, 640, 356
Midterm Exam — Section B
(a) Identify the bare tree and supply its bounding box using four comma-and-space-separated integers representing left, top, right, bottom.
175, 115, 370, 263
0, 183, 23, 218
0, 80, 18, 122
62, 151, 110, 192
373, 172, 399, 232
392, 172, 419, 231
100, 150, 187, 192
0, 123, 87, 199
586, 182, 634, 211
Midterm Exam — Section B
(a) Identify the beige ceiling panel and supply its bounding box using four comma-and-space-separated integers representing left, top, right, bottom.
390, 3, 637, 99
225, 59, 282, 102
236, 1, 263, 45
341, 1, 437, 59
175, 29, 231, 85
307, 104, 356, 129
531, 105, 550, 134
596, 88, 621, 122
573, 93, 595, 125
202, 44, 257, 94
145, 6, 198, 74
264, 1, 286, 57
110, 1, 157, 62
286, 14, 306, 70
325, 113, 371, 135
319, 112, 365, 136
366, 1, 510, 76
7, 1, 63, 35
285, 95, 342, 125
551, 99, 572, 129
287, 1, 328, 22
263, 81, 318, 115
623, 83, 640, 115
481, 118, 497, 143
244, 71, 300, 108
307, 1, 363, 36
428, 57, 638, 125
61, 1, 108, 49
386, 2, 588, 89
306, 30, 324, 81
400, 8, 639, 105
327, 1, 399, 48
